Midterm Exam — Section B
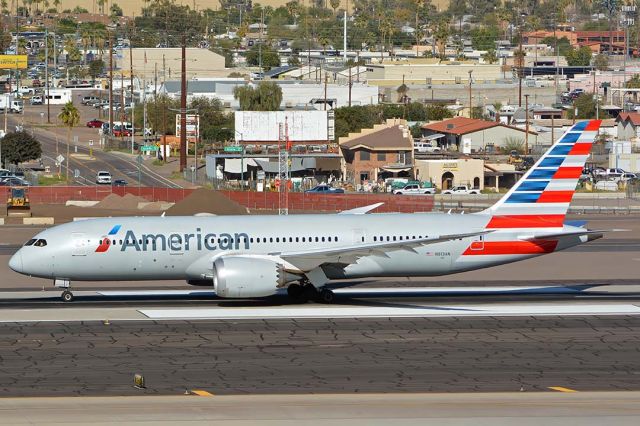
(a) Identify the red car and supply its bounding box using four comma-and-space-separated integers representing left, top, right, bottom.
113, 129, 132, 137
86, 119, 104, 128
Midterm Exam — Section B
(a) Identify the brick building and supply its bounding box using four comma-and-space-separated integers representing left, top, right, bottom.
339, 119, 414, 184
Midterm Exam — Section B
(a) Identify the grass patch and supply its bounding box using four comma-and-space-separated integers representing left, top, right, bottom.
152, 159, 164, 166
38, 175, 68, 186
169, 171, 183, 180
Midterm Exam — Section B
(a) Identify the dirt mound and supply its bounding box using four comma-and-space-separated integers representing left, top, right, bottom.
165, 189, 248, 216
92, 193, 145, 211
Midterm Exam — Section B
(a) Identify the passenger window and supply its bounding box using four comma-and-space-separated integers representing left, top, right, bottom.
296, 237, 299, 242
374, 236, 377, 242
302, 237, 306, 242
24, 239, 36, 246
270, 237, 273, 243
321, 237, 325, 242
335, 236, 338, 241
315, 237, 319, 242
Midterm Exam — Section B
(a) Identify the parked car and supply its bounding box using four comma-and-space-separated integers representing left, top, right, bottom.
113, 128, 132, 137
442, 185, 480, 195
96, 171, 112, 185
112, 179, 128, 186
393, 183, 436, 195
305, 184, 345, 194
0, 177, 30, 186
30, 95, 43, 105
81, 96, 99, 105
86, 119, 104, 128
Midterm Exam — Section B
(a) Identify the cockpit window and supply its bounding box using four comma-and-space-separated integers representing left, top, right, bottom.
34, 239, 47, 247
24, 239, 36, 246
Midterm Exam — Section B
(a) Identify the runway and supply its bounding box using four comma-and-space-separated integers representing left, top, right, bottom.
0, 313, 639, 396
2, 393, 640, 425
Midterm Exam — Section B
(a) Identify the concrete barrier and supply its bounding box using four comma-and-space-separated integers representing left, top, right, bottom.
23, 217, 55, 225
0, 218, 4, 225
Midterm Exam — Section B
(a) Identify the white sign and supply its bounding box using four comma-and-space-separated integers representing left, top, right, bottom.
235, 111, 329, 142
56, 154, 65, 163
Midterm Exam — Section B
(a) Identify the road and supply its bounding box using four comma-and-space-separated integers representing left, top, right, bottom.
9, 114, 181, 188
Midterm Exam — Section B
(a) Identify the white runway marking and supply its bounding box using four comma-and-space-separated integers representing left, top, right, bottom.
139, 303, 640, 320
96, 286, 591, 298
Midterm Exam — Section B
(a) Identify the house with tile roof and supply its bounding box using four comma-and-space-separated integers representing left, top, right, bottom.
616, 112, 640, 140
421, 117, 539, 153
339, 119, 414, 183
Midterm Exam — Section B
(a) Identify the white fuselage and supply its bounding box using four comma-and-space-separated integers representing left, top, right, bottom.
9, 213, 587, 284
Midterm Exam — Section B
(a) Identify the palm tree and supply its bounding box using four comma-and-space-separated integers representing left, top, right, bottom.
482, 49, 498, 64
53, 0, 59, 13
58, 102, 80, 182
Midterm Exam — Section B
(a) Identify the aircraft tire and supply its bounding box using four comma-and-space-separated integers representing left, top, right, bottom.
319, 289, 335, 304
61, 290, 74, 303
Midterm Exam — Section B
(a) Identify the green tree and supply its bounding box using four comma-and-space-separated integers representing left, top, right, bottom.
64, 37, 82, 63
1, 132, 42, 166
565, 46, 593, 66
110, 3, 123, 17
58, 102, 80, 181
482, 49, 498, 64
425, 104, 454, 121
233, 82, 283, 111
88, 59, 104, 81
568, 93, 597, 119
245, 45, 280, 70
593, 53, 609, 71
471, 26, 499, 50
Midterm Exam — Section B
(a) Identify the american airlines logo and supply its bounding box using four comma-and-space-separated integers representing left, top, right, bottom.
96, 225, 250, 253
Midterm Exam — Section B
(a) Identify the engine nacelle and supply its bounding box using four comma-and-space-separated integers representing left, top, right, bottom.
213, 256, 292, 298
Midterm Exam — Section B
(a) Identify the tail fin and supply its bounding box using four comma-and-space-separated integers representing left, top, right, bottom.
484, 120, 601, 229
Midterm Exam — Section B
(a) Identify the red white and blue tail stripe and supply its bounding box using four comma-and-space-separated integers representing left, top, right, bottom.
484, 120, 601, 229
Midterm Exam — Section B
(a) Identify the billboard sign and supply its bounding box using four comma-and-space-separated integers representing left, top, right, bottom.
0, 55, 28, 69
175, 114, 200, 143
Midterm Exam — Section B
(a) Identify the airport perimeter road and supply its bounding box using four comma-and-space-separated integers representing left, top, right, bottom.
1, 315, 639, 396
16, 121, 180, 188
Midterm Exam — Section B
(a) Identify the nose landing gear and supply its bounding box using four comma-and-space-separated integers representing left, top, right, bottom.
54, 278, 74, 303
61, 290, 74, 302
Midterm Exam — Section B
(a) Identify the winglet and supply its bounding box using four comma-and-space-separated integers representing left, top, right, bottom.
338, 203, 384, 215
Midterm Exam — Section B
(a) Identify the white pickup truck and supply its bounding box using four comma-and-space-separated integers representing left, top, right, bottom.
442, 185, 480, 195
392, 183, 436, 195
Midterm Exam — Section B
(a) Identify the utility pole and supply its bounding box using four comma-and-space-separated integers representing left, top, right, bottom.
468, 70, 473, 118
120, 72, 125, 141
524, 94, 530, 155
348, 67, 352, 107
179, 35, 187, 172
518, 35, 523, 107
129, 25, 135, 154
45, 28, 50, 123
108, 33, 114, 138
323, 74, 328, 110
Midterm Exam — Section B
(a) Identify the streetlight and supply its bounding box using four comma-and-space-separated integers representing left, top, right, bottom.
468, 70, 473, 118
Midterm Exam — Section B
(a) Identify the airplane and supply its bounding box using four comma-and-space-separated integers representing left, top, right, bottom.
9, 120, 605, 303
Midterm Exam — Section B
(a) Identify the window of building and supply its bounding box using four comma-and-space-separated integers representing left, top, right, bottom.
377, 152, 386, 161
360, 151, 370, 161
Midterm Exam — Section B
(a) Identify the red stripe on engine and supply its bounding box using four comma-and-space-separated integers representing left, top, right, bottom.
536, 191, 574, 203
486, 214, 565, 228
585, 120, 602, 131
553, 167, 582, 179
569, 143, 592, 155
463, 240, 558, 256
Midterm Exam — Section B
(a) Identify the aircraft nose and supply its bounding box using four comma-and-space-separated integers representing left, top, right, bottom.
9, 251, 23, 273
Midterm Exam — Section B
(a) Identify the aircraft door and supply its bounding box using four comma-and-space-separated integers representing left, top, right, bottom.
469, 234, 485, 251
71, 233, 87, 256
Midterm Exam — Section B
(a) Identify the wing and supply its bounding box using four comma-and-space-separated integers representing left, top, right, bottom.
270, 230, 492, 272
338, 203, 384, 215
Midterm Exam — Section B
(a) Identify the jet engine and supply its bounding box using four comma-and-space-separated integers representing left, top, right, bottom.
213, 256, 297, 298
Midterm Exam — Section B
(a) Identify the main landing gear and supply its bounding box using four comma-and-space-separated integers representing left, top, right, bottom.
287, 282, 335, 304
55, 279, 74, 302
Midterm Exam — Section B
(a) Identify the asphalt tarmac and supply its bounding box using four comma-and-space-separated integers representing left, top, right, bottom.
0, 315, 639, 396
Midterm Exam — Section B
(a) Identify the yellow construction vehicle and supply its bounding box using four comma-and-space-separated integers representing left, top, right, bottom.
508, 150, 523, 165
7, 187, 32, 217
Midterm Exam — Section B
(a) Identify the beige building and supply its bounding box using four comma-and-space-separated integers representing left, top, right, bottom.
118, 48, 227, 81
366, 61, 503, 86
414, 158, 485, 191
